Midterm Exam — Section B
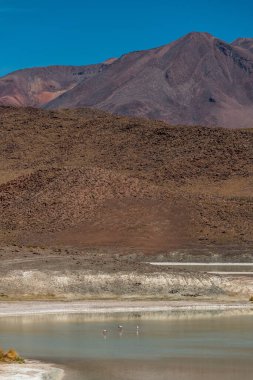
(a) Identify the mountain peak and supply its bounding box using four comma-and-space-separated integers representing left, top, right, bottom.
185, 31, 213, 38
1, 33, 253, 129
172, 31, 217, 49
182, 31, 215, 41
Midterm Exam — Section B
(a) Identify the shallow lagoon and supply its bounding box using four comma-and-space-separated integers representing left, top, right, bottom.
0, 310, 253, 379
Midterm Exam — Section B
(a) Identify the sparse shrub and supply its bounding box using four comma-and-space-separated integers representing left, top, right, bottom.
4, 349, 19, 361
0, 348, 25, 363
249, 296, 253, 302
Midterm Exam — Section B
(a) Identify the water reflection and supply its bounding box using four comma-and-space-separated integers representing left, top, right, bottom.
2, 308, 253, 325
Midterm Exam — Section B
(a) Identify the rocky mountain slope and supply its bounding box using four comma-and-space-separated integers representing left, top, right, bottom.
0, 107, 252, 250
232, 38, 253, 53
1, 33, 253, 128
0, 63, 108, 107
45, 32, 253, 129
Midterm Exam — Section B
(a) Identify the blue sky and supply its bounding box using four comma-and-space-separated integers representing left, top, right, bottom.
0, 0, 252, 76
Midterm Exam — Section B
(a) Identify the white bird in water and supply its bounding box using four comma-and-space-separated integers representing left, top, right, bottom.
136, 325, 140, 335
102, 329, 108, 338
118, 325, 123, 336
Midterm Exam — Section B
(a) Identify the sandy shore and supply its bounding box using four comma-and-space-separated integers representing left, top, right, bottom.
0, 360, 64, 379
0, 300, 252, 317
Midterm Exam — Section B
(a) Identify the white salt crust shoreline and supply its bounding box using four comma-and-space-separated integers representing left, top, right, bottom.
0, 300, 252, 317
0, 361, 64, 380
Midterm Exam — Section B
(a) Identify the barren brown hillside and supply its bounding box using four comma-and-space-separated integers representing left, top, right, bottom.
0, 106, 252, 250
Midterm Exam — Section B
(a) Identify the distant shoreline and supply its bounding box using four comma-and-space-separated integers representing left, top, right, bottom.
0, 300, 252, 318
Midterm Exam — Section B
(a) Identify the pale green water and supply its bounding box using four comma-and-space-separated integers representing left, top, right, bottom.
0, 311, 253, 379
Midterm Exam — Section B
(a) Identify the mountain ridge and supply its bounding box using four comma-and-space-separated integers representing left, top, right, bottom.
0, 62, 111, 107
1, 32, 253, 128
